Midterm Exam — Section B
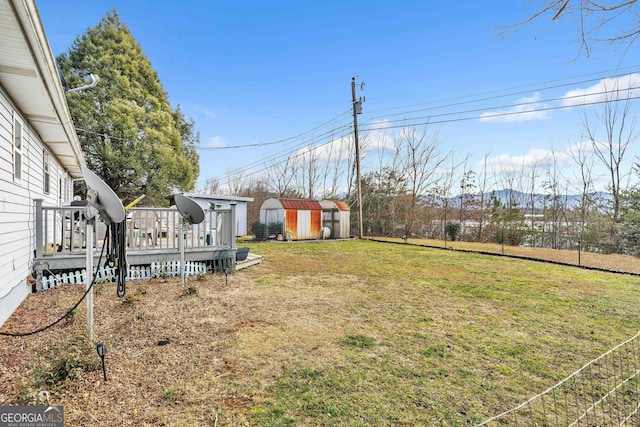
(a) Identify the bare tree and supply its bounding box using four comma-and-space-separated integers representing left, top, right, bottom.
583, 84, 638, 239
265, 156, 297, 197
457, 155, 475, 228
226, 170, 249, 195
524, 157, 546, 247
568, 140, 597, 255
366, 132, 405, 237
203, 177, 221, 195
295, 147, 322, 199
434, 153, 457, 245
476, 152, 492, 241
493, 161, 527, 246
239, 177, 271, 226
507, 0, 640, 56
397, 125, 448, 238
320, 134, 347, 199
542, 151, 570, 249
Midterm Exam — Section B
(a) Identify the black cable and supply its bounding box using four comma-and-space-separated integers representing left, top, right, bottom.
113, 221, 127, 298
0, 229, 109, 337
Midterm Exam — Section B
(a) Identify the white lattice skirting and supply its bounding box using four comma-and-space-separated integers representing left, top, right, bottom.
40, 261, 208, 290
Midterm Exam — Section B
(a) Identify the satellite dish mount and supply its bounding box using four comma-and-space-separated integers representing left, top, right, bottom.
172, 194, 205, 286
81, 166, 127, 339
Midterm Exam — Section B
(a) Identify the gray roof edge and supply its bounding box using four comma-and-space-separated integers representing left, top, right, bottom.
182, 193, 254, 202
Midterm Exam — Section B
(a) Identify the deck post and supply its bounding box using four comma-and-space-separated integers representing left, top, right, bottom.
34, 199, 44, 291
230, 201, 237, 250
35, 199, 43, 259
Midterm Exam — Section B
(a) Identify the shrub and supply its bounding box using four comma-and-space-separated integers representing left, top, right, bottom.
251, 222, 268, 241
445, 222, 461, 241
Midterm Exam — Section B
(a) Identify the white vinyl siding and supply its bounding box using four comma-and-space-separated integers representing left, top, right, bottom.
0, 89, 65, 325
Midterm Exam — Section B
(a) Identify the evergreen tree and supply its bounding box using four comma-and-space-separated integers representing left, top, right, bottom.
57, 10, 199, 205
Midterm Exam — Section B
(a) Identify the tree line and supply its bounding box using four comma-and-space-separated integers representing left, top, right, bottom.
214, 89, 639, 257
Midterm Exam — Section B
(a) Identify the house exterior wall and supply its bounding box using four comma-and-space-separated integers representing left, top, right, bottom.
0, 89, 70, 326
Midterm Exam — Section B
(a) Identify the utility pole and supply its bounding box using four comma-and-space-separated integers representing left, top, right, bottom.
351, 77, 364, 239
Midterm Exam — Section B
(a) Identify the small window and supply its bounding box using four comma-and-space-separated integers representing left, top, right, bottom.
13, 116, 23, 182
43, 151, 50, 194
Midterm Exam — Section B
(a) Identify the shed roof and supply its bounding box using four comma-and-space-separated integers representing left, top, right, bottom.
321, 200, 350, 211
279, 198, 323, 210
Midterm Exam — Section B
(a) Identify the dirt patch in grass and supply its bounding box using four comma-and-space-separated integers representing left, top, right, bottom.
1, 240, 640, 425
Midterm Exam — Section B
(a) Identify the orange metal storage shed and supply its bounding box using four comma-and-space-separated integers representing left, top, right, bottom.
260, 198, 323, 240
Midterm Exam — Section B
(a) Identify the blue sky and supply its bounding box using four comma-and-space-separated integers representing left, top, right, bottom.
37, 1, 640, 193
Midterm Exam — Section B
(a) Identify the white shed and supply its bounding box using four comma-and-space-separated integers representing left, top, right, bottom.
320, 200, 351, 239
0, 0, 85, 326
181, 193, 253, 236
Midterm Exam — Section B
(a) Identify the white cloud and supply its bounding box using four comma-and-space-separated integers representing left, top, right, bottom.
207, 136, 226, 148
562, 73, 640, 107
289, 121, 395, 164
483, 148, 573, 172
362, 122, 395, 153
480, 92, 550, 123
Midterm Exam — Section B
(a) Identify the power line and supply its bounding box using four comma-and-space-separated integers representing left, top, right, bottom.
197, 110, 352, 151
359, 92, 640, 132
197, 124, 354, 186
362, 64, 640, 117
360, 85, 640, 128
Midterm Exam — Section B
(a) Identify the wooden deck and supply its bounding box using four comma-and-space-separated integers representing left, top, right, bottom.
32, 200, 259, 289
236, 253, 263, 270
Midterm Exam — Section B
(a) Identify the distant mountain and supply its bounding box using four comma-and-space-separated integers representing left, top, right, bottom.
438, 189, 612, 212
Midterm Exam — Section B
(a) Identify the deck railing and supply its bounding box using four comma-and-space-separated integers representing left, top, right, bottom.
34, 199, 234, 258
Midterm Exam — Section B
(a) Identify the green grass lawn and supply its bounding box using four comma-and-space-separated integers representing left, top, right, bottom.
2, 239, 640, 426
235, 240, 640, 426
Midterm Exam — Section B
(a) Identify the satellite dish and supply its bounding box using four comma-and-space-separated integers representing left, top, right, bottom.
173, 194, 205, 225
172, 194, 205, 286
81, 166, 125, 224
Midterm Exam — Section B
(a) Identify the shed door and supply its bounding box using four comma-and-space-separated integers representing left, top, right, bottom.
297, 210, 311, 239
